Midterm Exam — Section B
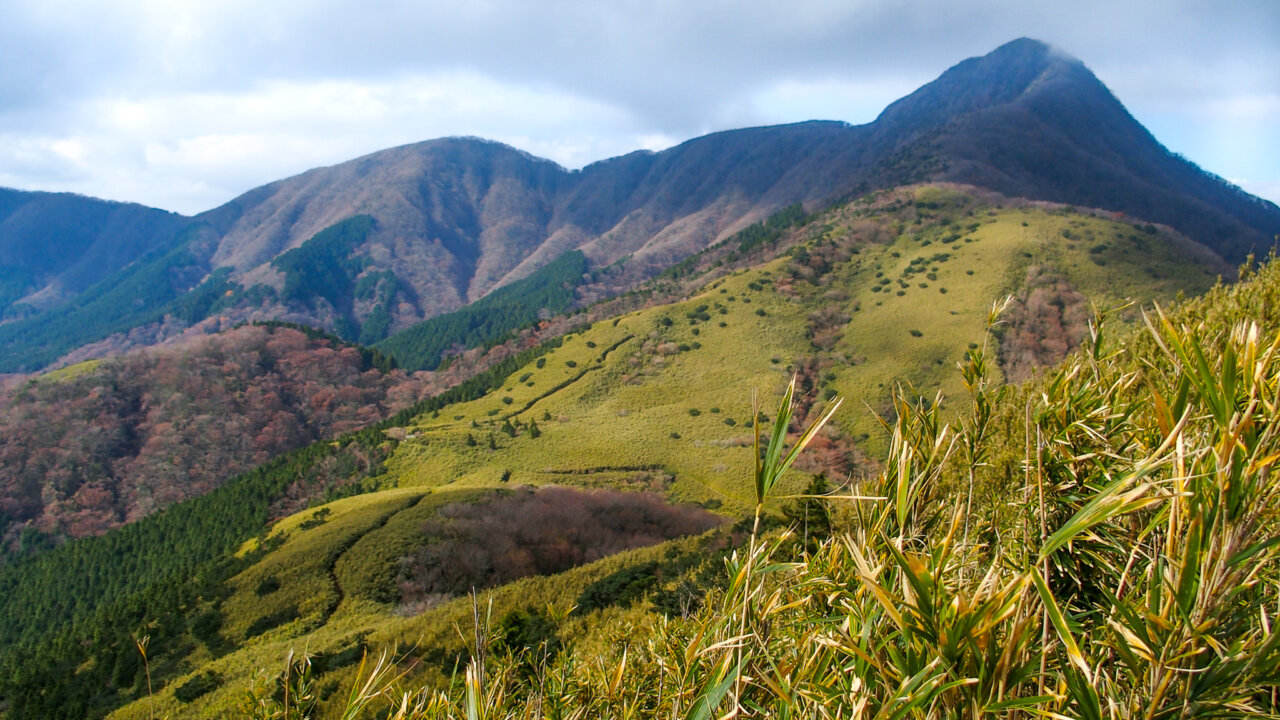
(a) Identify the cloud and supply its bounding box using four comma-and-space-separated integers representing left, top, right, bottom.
0, 0, 1275, 213
0, 73, 678, 213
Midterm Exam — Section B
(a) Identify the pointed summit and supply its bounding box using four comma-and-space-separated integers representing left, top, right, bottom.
865, 39, 1278, 262
873, 38, 1089, 135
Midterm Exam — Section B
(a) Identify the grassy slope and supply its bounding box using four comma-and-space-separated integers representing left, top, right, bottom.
813, 187, 1223, 450
106, 186, 1225, 717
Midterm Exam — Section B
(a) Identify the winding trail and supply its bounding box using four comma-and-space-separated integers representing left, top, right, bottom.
502, 334, 635, 419
321, 492, 429, 622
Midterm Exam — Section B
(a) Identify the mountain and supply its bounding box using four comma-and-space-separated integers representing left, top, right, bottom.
0, 189, 185, 317
2, 37, 1279, 719
868, 38, 1279, 261
0, 38, 1275, 376
0, 184, 1234, 718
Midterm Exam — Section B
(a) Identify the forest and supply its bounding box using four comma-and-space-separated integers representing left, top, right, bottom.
0, 324, 431, 556
0, 331, 573, 719
377, 250, 588, 371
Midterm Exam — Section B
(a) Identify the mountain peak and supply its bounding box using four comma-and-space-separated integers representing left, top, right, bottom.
987, 37, 1070, 63
873, 37, 1089, 133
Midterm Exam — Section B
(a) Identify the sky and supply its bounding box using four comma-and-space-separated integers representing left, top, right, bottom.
1, 0, 1276, 216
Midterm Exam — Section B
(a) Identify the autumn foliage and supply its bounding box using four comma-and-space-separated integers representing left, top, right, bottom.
0, 325, 433, 555
398, 487, 720, 603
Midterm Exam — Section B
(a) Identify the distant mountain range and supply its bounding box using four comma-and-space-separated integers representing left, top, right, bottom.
1, 37, 1276, 373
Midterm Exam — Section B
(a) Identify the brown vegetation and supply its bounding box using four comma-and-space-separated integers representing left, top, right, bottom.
997, 265, 1090, 382
397, 486, 720, 603
0, 325, 436, 556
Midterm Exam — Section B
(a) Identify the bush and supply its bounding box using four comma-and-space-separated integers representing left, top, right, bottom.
244, 606, 300, 639
255, 575, 281, 596
575, 562, 660, 615
174, 671, 222, 703
190, 609, 222, 645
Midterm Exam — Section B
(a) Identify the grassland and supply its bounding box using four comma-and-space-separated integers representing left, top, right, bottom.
103, 185, 1229, 718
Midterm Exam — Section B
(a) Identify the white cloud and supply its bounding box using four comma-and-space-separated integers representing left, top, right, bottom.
0, 73, 682, 213
0, 0, 1275, 214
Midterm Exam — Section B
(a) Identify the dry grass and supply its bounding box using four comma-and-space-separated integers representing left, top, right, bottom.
275, 261, 1280, 719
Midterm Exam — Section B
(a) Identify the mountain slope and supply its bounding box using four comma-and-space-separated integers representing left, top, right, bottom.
0, 324, 426, 557
873, 38, 1279, 262
0, 185, 1233, 719
102, 186, 1226, 719
0, 188, 186, 316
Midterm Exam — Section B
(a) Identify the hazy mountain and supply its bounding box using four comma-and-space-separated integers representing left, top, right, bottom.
1, 38, 1276, 373
0, 189, 185, 317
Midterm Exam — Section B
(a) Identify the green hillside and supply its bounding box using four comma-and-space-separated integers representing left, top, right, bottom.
376, 249, 589, 371
299, 252, 1279, 718
64, 185, 1231, 719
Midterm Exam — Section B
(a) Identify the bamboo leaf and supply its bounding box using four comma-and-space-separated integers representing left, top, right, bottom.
1031, 566, 1091, 682
688, 657, 743, 720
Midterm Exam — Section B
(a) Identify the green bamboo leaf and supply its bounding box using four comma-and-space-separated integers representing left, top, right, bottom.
753, 376, 841, 508
879, 659, 948, 720
1227, 535, 1280, 567
1174, 517, 1203, 622
688, 657, 743, 720
983, 695, 1057, 712
774, 398, 842, 484
1059, 663, 1104, 720
1031, 566, 1091, 682
1038, 472, 1160, 562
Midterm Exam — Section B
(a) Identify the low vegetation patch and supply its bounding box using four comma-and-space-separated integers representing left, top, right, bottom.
398, 487, 720, 603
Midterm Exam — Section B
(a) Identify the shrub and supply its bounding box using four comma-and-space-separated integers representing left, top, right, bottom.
174, 671, 222, 703
255, 575, 281, 596
575, 562, 660, 615
244, 606, 299, 639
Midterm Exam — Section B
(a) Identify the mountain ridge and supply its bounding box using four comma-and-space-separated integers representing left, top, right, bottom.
0, 38, 1276, 373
